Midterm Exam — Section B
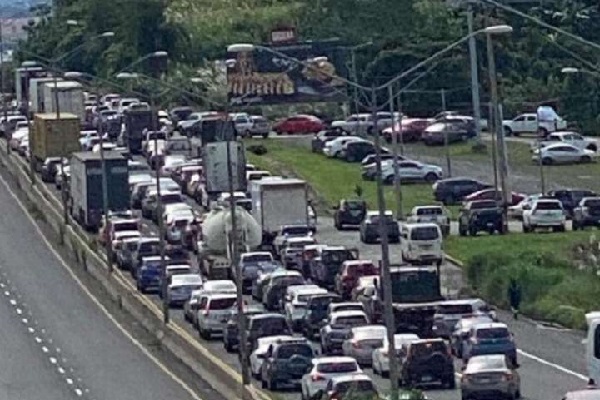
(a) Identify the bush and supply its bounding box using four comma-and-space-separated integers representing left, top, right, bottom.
464, 249, 600, 329
247, 144, 268, 155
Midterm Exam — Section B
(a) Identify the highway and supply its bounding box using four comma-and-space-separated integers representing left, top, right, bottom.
0, 161, 225, 400
3, 144, 593, 400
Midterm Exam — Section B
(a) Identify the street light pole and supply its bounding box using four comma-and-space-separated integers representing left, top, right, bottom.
371, 87, 399, 400
388, 84, 403, 220
486, 32, 508, 232
99, 124, 112, 272
467, 5, 484, 149
441, 88, 452, 177
350, 49, 360, 114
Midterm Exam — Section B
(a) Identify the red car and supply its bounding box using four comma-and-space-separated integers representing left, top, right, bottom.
382, 118, 430, 143
334, 260, 380, 300
463, 188, 525, 206
272, 114, 325, 135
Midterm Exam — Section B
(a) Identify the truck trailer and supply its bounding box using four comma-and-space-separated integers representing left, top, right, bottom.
29, 77, 61, 114
42, 81, 85, 123
69, 151, 130, 231
30, 113, 80, 170
123, 108, 155, 154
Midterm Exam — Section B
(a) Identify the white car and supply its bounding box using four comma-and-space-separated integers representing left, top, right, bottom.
503, 112, 567, 136
92, 141, 117, 153
160, 155, 187, 176
301, 357, 362, 400
166, 274, 203, 307
231, 112, 254, 136
531, 131, 598, 152
522, 198, 566, 233
322, 136, 365, 158
406, 205, 451, 236
249, 335, 295, 378
532, 143, 597, 165
379, 160, 443, 184
281, 236, 317, 269
196, 293, 237, 339
165, 263, 192, 278
372, 333, 419, 377
111, 230, 141, 256
341, 325, 387, 366
508, 194, 542, 220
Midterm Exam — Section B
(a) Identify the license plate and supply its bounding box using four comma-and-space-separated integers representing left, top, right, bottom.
421, 375, 433, 382
486, 222, 494, 227
478, 378, 492, 384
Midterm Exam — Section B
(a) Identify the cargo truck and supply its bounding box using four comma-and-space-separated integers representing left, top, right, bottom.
123, 108, 154, 154
42, 81, 85, 123
30, 113, 80, 171
69, 151, 130, 231
15, 66, 47, 105
29, 77, 61, 114
251, 178, 309, 247
202, 141, 247, 204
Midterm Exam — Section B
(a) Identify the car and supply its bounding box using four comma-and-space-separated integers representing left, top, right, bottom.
331, 112, 396, 136
246, 313, 292, 352
110, 230, 142, 261
342, 140, 377, 163
166, 274, 203, 307
235, 252, 275, 291
400, 223, 443, 266
222, 304, 265, 353
463, 189, 525, 207
320, 310, 369, 355
548, 189, 598, 218
401, 339, 456, 388
532, 143, 597, 165
115, 237, 141, 270
136, 256, 164, 294
194, 279, 237, 298
262, 270, 306, 311
433, 177, 492, 205
333, 199, 367, 230
450, 316, 495, 358
281, 236, 318, 270
379, 160, 443, 184
273, 225, 314, 256
314, 373, 379, 400
507, 194, 542, 220
308, 246, 359, 290
334, 260, 379, 300
341, 325, 387, 366
372, 333, 420, 378
300, 293, 342, 341
359, 210, 400, 244
462, 322, 517, 365
422, 121, 472, 145
273, 115, 325, 135
130, 238, 161, 278
361, 153, 399, 167
245, 115, 271, 138
249, 335, 295, 378
40, 157, 63, 182
382, 118, 430, 143
260, 338, 315, 390
183, 289, 203, 324
230, 112, 254, 136
322, 136, 366, 158
460, 354, 521, 400
301, 356, 362, 400
573, 197, 600, 230
522, 198, 566, 233
169, 106, 194, 126
251, 268, 286, 301
328, 302, 366, 315
458, 200, 504, 236
195, 293, 238, 339
311, 129, 347, 153
406, 206, 450, 236
531, 130, 598, 152
432, 299, 496, 339
503, 112, 567, 137
284, 285, 328, 331
562, 389, 600, 400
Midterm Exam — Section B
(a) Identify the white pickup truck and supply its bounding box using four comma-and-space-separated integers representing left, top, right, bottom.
529, 131, 598, 152
331, 112, 397, 135
503, 113, 567, 137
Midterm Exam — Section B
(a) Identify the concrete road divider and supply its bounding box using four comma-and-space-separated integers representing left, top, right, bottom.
0, 144, 271, 400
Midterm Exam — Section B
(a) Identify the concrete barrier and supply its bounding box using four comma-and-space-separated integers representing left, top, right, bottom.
0, 145, 271, 400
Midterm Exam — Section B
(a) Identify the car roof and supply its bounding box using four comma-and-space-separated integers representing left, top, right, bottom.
204, 293, 237, 300
286, 236, 315, 243
438, 298, 484, 306
331, 373, 372, 384
331, 310, 367, 318
402, 222, 440, 229
332, 302, 363, 308
170, 274, 202, 285
343, 260, 374, 266
351, 325, 386, 335
313, 356, 358, 365
242, 251, 273, 257
473, 322, 508, 330
250, 313, 286, 320
367, 210, 393, 217
411, 338, 446, 345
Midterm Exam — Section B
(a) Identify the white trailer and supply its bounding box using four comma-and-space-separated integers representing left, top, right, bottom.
29, 77, 61, 113
42, 81, 85, 123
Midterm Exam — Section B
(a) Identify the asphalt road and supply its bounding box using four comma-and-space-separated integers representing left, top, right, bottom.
0, 159, 223, 400
6, 145, 591, 400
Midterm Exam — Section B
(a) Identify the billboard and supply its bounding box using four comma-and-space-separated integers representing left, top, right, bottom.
227, 40, 348, 105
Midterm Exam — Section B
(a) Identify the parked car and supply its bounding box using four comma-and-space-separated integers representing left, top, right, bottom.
572, 197, 600, 230
532, 143, 597, 165
231, 112, 254, 136
463, 189, 525, 207
547, 189, 598, 218
333, 199, 368, 230
458, 200, 504, 236
322, 136, 366, 158
406, 206, 450, 236
507, 194, 542, 220
331, 112, 396, 136
301, 356, 362, 400
359, 210, 400, 244
379, 160, 443, 184
273, 115, 325, 135
433, 177, 492, 205
245, 115, 271, 138
361, 153, 398, 167
503, 112, 567, 137
422, 121, 471, 146
461, 355, 521, 400
531, 131, 598, 152
311, 129, 347, 153
382, 118, 429, 143
522, 198, 566, 233
401, 339, 455, 388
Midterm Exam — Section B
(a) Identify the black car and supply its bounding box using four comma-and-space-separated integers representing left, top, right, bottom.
222, 305, 265, 353
344, 140, 377, 163
311, 129, 347, 153
359, 211, 400, 244
433, 177, 491, 205
246, 313, 292, 352
547, 189, 597, 218
458, 200, 504, 236
309, 246, 358, 290
263, 274, 306, 311
260, 339, 314, 391
40, 157, 63, 183
401, 339, 455, 388
300, 293, 342, 340
334, 199, 367, 230
572, 197, 600, 230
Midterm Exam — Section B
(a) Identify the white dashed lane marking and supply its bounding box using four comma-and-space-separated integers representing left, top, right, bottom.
0, 270, 94, 399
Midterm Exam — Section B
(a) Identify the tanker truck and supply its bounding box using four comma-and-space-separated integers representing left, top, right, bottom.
197, 205, 262, 279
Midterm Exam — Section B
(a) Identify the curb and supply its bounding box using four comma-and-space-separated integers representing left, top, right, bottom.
0, 145, 271, 400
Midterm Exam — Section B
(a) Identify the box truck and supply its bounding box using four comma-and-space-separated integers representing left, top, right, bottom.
30, 113, 80, 170
42, 81, 85, 123
29, 77, 61, 113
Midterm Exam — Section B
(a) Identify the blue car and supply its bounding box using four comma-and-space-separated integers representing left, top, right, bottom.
137, 259, 163, 294
462, 322, 517, 365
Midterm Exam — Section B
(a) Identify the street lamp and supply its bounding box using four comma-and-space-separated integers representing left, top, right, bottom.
229, 24, 513, 400
117, 52, 171, 324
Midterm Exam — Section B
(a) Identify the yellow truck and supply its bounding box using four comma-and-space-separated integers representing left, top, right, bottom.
30, 113, 80, 170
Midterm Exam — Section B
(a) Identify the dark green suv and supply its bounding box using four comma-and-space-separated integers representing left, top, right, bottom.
260, 338, 315, 391
458, 200, 504, 236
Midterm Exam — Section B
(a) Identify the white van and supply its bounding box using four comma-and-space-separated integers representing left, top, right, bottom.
584, 312, 600, 384
400, 223, 443, 266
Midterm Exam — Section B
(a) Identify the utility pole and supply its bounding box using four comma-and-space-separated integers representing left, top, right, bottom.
99, 122, 112, 272
0, 22, 8, 155
488, 102, 499, 193
350, 49, 360, 115
441, 89, 452, 177
486, 33, 508, 233
371, 87, 399, 400
388, 85, 403, 220
467, 4, 484, 149
396, 91, 404, 156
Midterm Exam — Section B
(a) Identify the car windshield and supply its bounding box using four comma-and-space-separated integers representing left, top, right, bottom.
536, 201, 561, 210
438, 304, 473, 314
208, 298, 237, 310
272, 276, 304, 287
296, 294, 314, 303
311, 297, 337, 309
115, 222, 138, 231
370, 215, 393, 224
411, 342, 447, 357
585, 199, 600, 208
276, 344, 312, 359
334, 316, 367, 326
470, 201, 497, 209
469, 356, 507, 370
253, 318, 287, 332
162, 194, 182, 204
347, 263, 378, 276
411, 226, 439, 240
139, 241, 160, 254
283, 227, 310, 236
317, 362, 358, 374
323, 250, 351, 264
243, 254, 273, 263
416, 208, 443, 216
477, 328, 509, 339
336, 380, 376, 395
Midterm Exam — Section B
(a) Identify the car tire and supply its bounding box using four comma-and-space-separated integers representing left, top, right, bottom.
425, 172, 438, 183
572, 221, 579, 230
262, 132, 269, 139
504, 126, 513, 136
542, 157, 553, 165
469, 227, 477, 236
581, 155, 592, 163
224, 342, 233, 353
459, 226, 467, 236
588, 144, 597, 152
522, 223, 530, 233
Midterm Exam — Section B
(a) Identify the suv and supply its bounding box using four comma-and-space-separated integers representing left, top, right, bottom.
433, 177, 491, 205
309, 246, 359, 290
311, 128, 347, 153
462, 322, 517, 366
547, 189, 597, 218
334, 260, 379, 300
334, 199, 368, 230
222, 304, 265, 352
359, 211, 400, 244
246, 313, 292, 352
572, 197, 600, 230
401, 339, 455, 388
300, 293, 342, 340
260, 339, 315, 390
406, 205, 450, 236
522, 198, 566, 233
343, 140, 376, 163
320, 310, 369, 355
458, 200, 504, 236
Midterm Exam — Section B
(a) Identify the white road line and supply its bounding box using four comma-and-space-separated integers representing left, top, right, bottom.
0, 169, 204, 400
517, 349, 588, 381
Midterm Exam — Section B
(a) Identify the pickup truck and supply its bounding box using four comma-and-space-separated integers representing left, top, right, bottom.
503, 113, 567, 137
529, 131, 598, 152
406, 205, 450, 236
331, 112, 397, 135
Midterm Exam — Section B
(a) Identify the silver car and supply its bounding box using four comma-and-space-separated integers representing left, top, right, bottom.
460, 354, 521, 400
196, 294, 237, 339
432, 299, 496, 338
166, 274, 203, 307
532, 143, 597, 165
341, 325, 387, 366
301, 356, 362, 400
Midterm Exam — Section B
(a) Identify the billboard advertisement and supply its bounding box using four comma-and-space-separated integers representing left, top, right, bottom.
227, 40, 348, 105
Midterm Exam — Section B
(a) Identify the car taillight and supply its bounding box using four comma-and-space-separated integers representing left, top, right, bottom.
311, 374, 326, 382
380, 350, 388, 357
352, 340, 361, 349
201, 310, 209, 316
460, 374, 470, 383
501, 372, 514, 381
